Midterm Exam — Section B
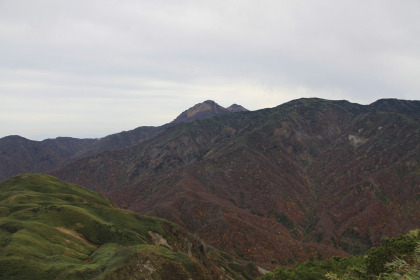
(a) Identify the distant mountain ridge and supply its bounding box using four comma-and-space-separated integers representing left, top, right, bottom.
77, 100, 247, 158
49, 98, 420, 269
0, 135, 97, 182
0, 100, 246, 181
170, 100, 248, 125
226, 103, 248, 112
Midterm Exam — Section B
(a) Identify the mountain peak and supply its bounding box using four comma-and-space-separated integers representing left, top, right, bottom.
203, 100, 217, 104
171, 100, 247, 124
226, 104, 248, 112
185, 100, 225, 117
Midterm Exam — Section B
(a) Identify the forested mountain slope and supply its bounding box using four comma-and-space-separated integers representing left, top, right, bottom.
51, 98, 420, 269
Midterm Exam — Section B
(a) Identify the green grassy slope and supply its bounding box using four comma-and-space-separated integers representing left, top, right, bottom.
0, 174, 258, 280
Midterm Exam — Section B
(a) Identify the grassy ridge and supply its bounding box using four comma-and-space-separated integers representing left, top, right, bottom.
0, 174, 258, 279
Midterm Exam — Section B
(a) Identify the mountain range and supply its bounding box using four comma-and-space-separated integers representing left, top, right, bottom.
0, 98, 419, 273
0, 100, 247, 181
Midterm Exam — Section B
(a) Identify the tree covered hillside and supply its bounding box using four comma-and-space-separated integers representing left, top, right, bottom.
260, 230, 419, 280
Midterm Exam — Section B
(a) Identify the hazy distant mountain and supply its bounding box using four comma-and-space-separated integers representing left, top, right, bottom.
170, 100, 248, 125
226, 104, 248, 112
75, 100, 247, 158
0, 136, 97, 181
50, 98, 420, 269
72, 126, 166, 159
0, 100, 247, 180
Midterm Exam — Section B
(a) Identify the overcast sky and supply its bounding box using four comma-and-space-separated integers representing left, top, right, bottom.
1, 0, 419, 140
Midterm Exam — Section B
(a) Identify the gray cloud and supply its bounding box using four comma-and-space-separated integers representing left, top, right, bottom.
1, 0, 419, 140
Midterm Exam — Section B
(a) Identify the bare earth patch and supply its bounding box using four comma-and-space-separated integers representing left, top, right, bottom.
56, 226, 99, 247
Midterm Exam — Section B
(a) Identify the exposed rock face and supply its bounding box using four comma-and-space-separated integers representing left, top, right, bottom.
50, 98, 420, 269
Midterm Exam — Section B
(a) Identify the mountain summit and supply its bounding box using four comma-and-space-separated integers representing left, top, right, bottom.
171, 100, 248, 124
226, 103, 248, 112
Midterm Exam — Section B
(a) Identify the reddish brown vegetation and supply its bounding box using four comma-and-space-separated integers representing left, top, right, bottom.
48, 98, 420, 269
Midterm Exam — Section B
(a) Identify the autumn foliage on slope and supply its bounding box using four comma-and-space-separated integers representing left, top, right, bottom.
51, 98, 420, 269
